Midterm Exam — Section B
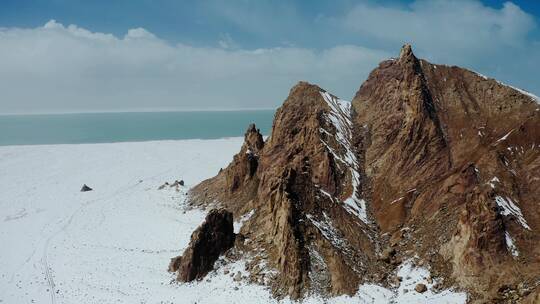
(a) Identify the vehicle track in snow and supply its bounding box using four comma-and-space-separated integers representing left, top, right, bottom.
39, 167, 178, 304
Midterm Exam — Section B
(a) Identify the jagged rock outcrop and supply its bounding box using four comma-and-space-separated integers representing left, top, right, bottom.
226, 123, 264, 193
183, 45, 540, 303
169, 209, 235, 282
190, 82, 379, 298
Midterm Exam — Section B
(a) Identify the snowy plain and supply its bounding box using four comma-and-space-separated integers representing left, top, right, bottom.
0, 139, 466, 303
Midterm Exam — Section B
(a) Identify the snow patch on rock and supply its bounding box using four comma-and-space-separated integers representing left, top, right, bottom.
234, 209, 255, 233
472, 70, 540, 103
319, 188, 335, 202
307, 212, 350, 252
495, 196, 531, 230
505, 84, 540, 103
505, 232, 519, 257
488, 176, 500, 189
496, 129, 514, 143
319, 91, 369, 224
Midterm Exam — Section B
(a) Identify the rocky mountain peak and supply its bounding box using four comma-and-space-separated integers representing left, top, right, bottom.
179, 46, 540, 303
398, 43, 418, 64
244, 123, 264, 153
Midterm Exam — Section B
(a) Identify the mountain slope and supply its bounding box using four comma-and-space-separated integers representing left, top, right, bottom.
183, 45, 540, 303
352, 44, 540, 302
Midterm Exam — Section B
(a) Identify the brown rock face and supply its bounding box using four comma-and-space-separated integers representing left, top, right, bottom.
169, 209, 235, 282
190, 82, 377, 298
415, 283, 428, 293
353, 45, 540, 302
185, 45, 540, 302
226, 123, 264, 194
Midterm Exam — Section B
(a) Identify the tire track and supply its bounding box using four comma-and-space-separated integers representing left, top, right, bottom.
39, 167, 176, 304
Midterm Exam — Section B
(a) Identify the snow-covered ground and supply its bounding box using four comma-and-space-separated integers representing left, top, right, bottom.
0, 139, 466, 303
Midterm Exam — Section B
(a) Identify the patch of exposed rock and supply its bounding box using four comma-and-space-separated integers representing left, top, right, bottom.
80, 184, 92, 192
169, 209, 235, 282
181, 45, 540, 303
415, 283, 427, 293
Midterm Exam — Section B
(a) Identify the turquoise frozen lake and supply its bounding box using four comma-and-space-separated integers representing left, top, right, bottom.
0, 110, 275, 146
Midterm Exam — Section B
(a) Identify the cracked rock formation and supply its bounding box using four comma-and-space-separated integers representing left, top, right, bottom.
169, 208, 235, 282
183, 45, 540, 303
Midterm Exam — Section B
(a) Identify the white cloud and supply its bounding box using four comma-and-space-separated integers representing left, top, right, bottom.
329, 0, 540, 97
0, 20, 388, 114
1, 0, 539, 114
125, 28, 156, 40
339, 0, 536, 62
218, 33, 239, 49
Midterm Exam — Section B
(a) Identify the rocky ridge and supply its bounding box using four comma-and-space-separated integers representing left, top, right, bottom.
169, 209, 235, 282
178, 45, 540, 303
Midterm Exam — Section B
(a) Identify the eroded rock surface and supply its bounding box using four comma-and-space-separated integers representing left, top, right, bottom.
169, 208, 235, 282
183, 45, 540, 303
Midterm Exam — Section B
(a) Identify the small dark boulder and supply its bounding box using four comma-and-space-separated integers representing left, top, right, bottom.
170, 208, 235, 282
179, 180, 185, 186
80, 184, 93, 192
415, 283, 428, 293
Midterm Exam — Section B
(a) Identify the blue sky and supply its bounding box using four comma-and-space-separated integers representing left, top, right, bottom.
0, 0, 539, 113
2, 0, 539, 48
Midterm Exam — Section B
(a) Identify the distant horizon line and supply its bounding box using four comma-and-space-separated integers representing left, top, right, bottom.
0, 107, 278, 116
